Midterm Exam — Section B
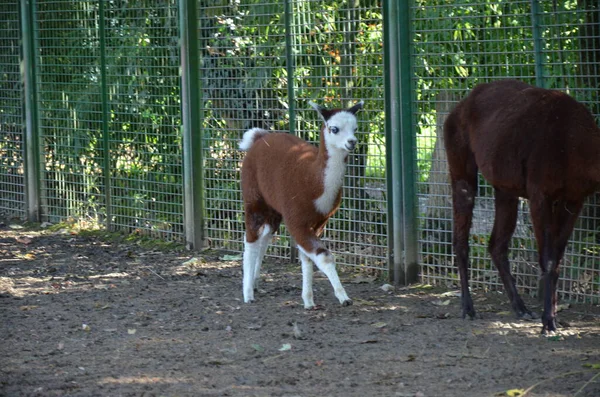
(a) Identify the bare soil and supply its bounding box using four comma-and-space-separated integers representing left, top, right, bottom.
1, 222, 599, 397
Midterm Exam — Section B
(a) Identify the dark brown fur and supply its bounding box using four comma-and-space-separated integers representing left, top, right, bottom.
444, 79, 600, 333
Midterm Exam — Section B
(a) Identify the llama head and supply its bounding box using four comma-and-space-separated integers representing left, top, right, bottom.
309, 100, 364, 153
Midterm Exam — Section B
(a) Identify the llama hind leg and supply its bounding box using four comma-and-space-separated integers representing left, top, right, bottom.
299, 251, 316, 309
530, 197, 582, 333
242, 233, 260, 303
252, 225, 274, 291
489, 189, 534, 319
298, 246, 352, 306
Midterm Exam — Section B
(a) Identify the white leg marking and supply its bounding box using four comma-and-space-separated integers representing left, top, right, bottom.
242, 234, 261, 303
298, 246, 351, 305
253, 225, 272, 290
299, 251, 315, 309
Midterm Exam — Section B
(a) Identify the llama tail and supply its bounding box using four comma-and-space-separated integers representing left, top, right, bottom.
239, 128, 268, 151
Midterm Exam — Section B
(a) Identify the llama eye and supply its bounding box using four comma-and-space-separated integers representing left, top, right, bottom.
330, 126, 339, 134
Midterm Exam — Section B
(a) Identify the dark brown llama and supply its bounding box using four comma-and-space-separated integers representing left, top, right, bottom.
444, 80, 600, 333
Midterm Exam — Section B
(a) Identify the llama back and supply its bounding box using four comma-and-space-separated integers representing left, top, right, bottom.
240, 130, 321, 213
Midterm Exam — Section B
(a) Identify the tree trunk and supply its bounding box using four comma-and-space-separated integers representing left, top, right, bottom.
422, 91, 456, 262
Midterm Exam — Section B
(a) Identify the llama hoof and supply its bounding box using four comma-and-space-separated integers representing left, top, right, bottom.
517, 310, 537, 320
541, 317, 558, 334
341, 299, 353, 307
461, 306, 477, 320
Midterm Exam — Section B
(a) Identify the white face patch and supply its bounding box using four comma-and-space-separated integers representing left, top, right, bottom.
313, 111, 359, 214
323, 111, 359, 153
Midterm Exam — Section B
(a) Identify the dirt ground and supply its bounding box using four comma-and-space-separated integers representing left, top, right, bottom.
1, 222, 599, 397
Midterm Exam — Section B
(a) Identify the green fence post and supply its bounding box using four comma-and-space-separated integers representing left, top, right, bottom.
530, 0, 545, 88
180, 0, 204, 249
284, 0, 298, 263
99, 0, 111, 228
398, 0, 418, 284
20, 0, 40, 222
383, 0, 418, 285
383, 0, 402, 284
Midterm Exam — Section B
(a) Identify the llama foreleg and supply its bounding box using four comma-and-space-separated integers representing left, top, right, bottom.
299, 246, 352, 306
299, 251, 316, 309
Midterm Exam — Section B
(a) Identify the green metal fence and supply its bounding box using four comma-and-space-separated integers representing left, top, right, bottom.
0, 2, 25, 219
1, 0, 599, 301
413, 0, 600, 302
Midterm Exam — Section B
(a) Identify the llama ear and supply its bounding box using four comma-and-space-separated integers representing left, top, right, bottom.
309, 101, 330, 122
347, 100, 364, 114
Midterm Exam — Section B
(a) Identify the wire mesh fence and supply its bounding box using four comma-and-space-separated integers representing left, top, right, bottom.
413, 0, 600, 303
0, 2, 26, 219
1, 0, 599, 301
199, 0, 387, 270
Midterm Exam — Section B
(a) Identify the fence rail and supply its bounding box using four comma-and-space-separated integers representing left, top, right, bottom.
1, 0, 598, 302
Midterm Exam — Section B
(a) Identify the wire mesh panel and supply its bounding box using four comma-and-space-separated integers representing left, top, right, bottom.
538, 0, 600, 302
198, 0, 387, 270
104, 0, 183, 239
36, 0, 106, 225
289, 0, 387, 270
412, 0, 600, 302
0, 1, 26, 219
33, 1, 183, 238
198, 0, 288, 255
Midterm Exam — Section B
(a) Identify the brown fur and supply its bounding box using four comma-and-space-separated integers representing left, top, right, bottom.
444, 79, 600, 333
241, 118, 344, 253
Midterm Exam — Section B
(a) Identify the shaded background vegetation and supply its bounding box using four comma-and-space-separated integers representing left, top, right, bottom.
0, 0, 598, 300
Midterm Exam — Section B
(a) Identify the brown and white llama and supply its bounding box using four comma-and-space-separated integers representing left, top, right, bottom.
239, 100, 364, 308
444, 79, 600, 333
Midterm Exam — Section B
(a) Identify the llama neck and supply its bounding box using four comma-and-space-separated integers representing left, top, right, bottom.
313, 134, 348, 215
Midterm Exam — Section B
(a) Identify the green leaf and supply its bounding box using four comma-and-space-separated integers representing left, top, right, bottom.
251, 344, 264, 352
505, 389, 524, 396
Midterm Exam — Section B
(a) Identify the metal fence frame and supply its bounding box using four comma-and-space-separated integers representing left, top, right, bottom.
1, 0, 598, 301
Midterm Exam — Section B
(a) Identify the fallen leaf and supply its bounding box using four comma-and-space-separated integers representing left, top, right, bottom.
432, 299, 451, 306
183, 257, 200, 266
405, 354, 416, 362
57, 342, 64, 350
582, 363, 600, 369
82, 324, 91, 332
292, 322, 304, 339
127, 329, 137, 335
556, 303, 570, 312
440, 290, 461, 297
351, 276, 377, 284
315, 360, 324, 366
16, 236, 33, 245
353, 298, 377, 306
278, 343, 292, 351
220, 254, 242, 261
19, 305, 39, 311
497, 311, 512, 316
251, 344, 264, 352
371, 322, 387, 329
380, 284, 395, 292
9, 224, 24, 230
505, 389, 525, 396
546, 335, 564, 342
